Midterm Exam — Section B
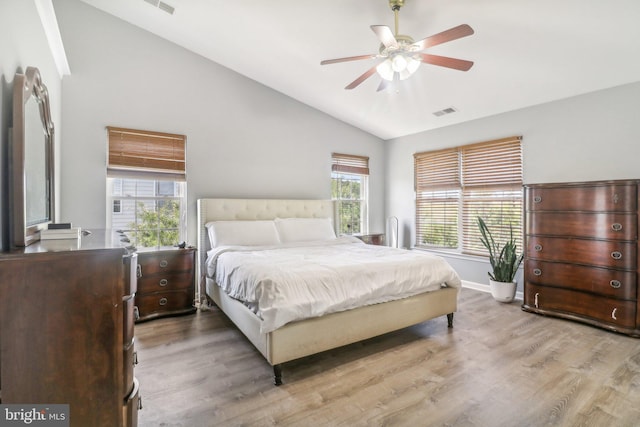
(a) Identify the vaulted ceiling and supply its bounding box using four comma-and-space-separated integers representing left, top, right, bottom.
78, 0, 640, 140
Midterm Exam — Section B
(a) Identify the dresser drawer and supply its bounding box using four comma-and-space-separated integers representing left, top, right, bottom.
525, 259, 637, 300
123, 340, 136, 398
527, 236, 636, 269
526, 184, 636, 212
123, 377, 141, 427
526, 212, 637, 240
138, 271, 193, 294
136, 290, 193, 318
138, 250, 194, 276
123, 295, 135, 345
524, 283, 637, 328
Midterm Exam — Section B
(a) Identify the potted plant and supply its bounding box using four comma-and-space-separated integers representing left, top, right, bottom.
477, 216, 524, 303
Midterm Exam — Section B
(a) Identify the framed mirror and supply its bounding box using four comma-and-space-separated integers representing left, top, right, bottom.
10, 66, 55, 246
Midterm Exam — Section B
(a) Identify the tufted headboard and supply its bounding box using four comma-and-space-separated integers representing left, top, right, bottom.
196, 198, 336, 298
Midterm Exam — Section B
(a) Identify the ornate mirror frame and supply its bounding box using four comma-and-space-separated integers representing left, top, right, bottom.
10, 66, 55, 246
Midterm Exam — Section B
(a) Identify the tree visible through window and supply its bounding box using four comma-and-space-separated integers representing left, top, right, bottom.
331, 153, 369, 235
414, 136, 523, 255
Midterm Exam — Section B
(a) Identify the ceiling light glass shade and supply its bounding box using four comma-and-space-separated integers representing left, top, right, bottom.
376, 53, 421, 81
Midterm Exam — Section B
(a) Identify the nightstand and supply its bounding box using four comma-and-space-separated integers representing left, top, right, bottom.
354, 233, 385, 246
135, 247, 197, 322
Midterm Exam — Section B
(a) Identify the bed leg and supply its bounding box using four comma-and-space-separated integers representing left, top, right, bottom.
273, 364, 283, 386
447, 313, 454, 328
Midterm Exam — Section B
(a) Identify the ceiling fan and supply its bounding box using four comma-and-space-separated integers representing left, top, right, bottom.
320, 0, 474, 91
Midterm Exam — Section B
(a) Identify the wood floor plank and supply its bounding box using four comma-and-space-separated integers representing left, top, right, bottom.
134, 288, 640, 426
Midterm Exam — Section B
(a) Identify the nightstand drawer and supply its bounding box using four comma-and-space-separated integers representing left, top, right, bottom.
138, 250, 194, 276
136, 290, 194, 318
138, 271, 193, 293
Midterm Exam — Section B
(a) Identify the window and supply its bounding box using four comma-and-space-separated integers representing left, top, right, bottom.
414, 136, 523, 255
331, 153, 369, 235
106, 127, 187, 248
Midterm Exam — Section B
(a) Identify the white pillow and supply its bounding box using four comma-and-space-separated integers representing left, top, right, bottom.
205, 220, 280, 247
275, 217, 336, 243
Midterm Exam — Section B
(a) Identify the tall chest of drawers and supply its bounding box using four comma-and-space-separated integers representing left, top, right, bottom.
522, 180, 640, 337
135, 247, 196, 322
0, 231, 141, 426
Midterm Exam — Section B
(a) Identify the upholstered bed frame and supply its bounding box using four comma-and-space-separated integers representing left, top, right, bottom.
197, 198, 459, 385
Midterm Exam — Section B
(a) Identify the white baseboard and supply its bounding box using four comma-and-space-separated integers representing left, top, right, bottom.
461, 280, 524, 301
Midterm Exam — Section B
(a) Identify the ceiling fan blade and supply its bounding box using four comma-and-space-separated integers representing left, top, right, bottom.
321, 54, 377, 66
345, 65, 379, 90
412, 24, 474, 51
419, 53, 474, 71
371, 25, 398, 49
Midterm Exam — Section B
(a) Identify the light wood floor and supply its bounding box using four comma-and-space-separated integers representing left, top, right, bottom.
134, 288, 640, 426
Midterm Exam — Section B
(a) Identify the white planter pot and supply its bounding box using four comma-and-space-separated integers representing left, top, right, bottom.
489, 279, 517, 303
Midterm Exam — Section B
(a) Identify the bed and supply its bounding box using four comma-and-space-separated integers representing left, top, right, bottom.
197, 198, 461, 385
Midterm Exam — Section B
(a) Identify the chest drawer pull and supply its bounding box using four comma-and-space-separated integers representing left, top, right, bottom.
534, 244, 543, 252
159, 297, 168, 306
610, 280, 622, 289
159, 260, 168, 268
534, 292, 539, 308
611, 223, 623, 231
611, 308, 618, 320
533, 196, 542, 203
159, 278, 168, 287
533, 268, 542, 276
610, 251, 623, 260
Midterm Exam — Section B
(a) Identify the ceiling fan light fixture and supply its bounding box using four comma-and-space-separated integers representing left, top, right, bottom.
376, 53, 420, 81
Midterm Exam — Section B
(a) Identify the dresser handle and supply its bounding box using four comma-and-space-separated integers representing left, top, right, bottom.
534, 292, 539, 308
133, 351, 139, 365
610, 280, 622, 289
611, 223, 623, 231
159, 297, 168, 306
533, 196, 542, 203
534, 244, 543, 252
611, 308, 618, 320
533, 268, 542, 276
133, 306, 140, 321
159, 260, 168, 268
159, 278, 168, 287
139, 396, 143, 410
136, 264, 142, 278
611, 251, 623, 260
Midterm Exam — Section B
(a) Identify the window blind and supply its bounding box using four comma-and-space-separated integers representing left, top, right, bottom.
332, 153, 370, 176
461, 137, 523, 255
414, 149, 460, 248
107, 127, 186, 181
414, 136, 523, 254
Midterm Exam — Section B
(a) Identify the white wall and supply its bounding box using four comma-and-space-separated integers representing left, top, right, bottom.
0, 0, 62, 250
53, 0, 384, 246
385, 81, 640, 287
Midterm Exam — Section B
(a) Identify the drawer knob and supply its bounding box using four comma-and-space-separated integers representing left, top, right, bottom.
534, 292, 539, 308
611, 251, 623, 260
137, 264, 143, 278
159, 297, 168, 306
611, 308, 618, 320
611, 223, 623, 231
159, 278, 168, 287
534, 244, 543, 252
134, 306, 140, 321
533, 268, 542, 276
159, 260, 168, 268
533, 196, 542, 203
610, 280, 622, 289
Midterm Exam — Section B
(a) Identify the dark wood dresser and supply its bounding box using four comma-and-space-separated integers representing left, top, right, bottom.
354, 233, 385, 246
0, 230, 141, 426
522, 180, 640, 337
135, 247, 196, 322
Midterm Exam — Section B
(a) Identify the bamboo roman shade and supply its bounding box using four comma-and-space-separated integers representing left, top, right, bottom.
107, 127, 186, 181
414, 136, 523, 254
332, 153, 370, 176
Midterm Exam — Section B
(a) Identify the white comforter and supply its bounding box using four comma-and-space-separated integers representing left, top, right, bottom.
206, 237, 461, 333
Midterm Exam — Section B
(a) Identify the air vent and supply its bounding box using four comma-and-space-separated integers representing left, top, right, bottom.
432, 107, 457, 117
143, 0, 175, 15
